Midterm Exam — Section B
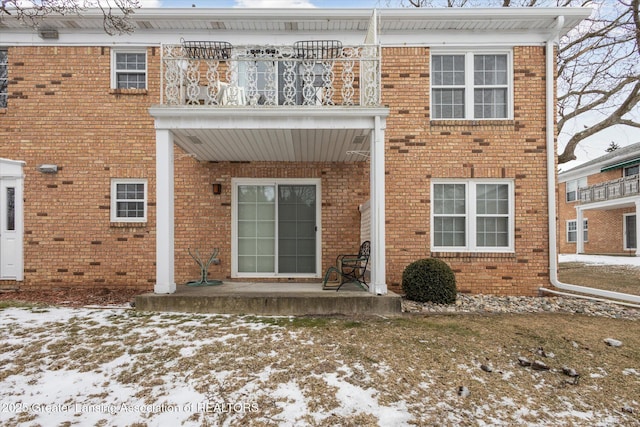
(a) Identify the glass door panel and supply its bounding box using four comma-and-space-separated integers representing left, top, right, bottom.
278, 185, 316, 274
237, 185, 276, 273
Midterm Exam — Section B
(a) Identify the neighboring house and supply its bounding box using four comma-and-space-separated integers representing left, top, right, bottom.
0, 7, 589, 296
558, 142, 640, 256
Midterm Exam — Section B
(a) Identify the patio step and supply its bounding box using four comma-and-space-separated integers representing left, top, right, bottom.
135, 282, 402, 316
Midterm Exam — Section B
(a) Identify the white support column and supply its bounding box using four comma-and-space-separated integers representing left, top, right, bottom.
155, 129, 176, 294
576, 207, 584, 254
635, 199, 640, 257
369, 115, 387, 295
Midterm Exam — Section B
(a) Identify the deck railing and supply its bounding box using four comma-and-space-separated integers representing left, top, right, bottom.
160, 42, 381, 108
579, 174, 640, 204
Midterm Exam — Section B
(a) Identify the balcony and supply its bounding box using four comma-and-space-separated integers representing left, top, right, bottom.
579, 174, 640, 204
160, 41, 381, 108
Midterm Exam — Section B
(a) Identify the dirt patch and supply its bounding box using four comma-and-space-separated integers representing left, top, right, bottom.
559, 262, 640, 296
0, 287, 144, 308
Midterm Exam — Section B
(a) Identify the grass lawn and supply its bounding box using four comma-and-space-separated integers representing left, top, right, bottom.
558, 262, 640, 296
1, 304, 639, 426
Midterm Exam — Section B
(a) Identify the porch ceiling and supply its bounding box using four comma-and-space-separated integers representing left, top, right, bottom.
172, 128, 371, 162
149, 106, 388, 163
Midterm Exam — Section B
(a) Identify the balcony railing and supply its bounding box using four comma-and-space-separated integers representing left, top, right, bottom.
579, 174, 640, 204
160, 41, 381, 108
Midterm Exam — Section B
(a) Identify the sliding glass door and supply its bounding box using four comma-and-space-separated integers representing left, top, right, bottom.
234, 179, 320, 277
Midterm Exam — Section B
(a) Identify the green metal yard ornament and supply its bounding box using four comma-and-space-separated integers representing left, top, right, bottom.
186, 248, 223, 286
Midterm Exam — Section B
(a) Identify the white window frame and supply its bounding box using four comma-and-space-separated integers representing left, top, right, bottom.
110, 179, 147, 223
231, 178, 322, 278
110, 48, 147, 89
624, 213, 637, 250
566, 219, 588, 243
430, 49, 513, 120
430, 179, 515, 253
565, 177, 588, 203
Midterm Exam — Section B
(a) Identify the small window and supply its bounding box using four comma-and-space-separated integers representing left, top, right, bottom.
111, 179, 147, 222
567, 219, 588, 243
111, 50, 147, 89
0, 49, 8, 108
6, 187, 14, 231
431, 51, 511, 120
624, 164, 639, 177
431, 180, 514, 252
565, 177, 587, 203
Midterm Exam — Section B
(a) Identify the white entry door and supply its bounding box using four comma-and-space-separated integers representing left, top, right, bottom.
0, 158, 24, 280
1, 180, 18, 278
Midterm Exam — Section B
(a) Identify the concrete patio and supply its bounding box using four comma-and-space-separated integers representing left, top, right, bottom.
135, 282, 403, 316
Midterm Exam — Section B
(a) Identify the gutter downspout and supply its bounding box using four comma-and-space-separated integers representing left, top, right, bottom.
543, 16, 640, 306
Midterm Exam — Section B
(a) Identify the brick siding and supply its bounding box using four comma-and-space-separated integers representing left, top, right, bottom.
1, 44, 553, 296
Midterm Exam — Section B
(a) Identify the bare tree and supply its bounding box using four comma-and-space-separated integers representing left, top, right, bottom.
0, 0, 141, 35
395, 0, 640, 164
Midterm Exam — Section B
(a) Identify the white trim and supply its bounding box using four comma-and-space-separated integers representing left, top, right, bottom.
110, 48, 147, 90
231, 178, 322, 279
110, 179, 148, 223
430, 49, 513, 121
155, 130, 176, 293
431, 179, 515, 253
623, 213, 637, 251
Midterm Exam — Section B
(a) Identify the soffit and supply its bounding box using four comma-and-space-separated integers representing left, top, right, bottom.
172, 128, 371, 162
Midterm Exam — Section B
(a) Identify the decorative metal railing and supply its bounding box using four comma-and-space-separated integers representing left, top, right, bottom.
579, 174, 640, 204
160, 41, 381, 108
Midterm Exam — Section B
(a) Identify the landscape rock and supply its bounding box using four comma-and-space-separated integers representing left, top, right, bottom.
517, 357, 532, 367
531, 360, 550, 371
457, 386, 470, 398
604, 338, 623, 347
402, 294, 640, 320
480, 364, 493, 373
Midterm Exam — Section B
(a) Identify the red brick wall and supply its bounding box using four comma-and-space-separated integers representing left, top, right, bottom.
382, 46, 550, 295
2, 44, 554, 296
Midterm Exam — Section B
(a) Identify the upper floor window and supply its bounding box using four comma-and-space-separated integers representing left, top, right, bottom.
111, 49, 147, 89
0, 49, 7, 108
624, 164, 639, 177
565, 177, 587, 202
431, 51, 511, 120
111, 179, 147, 223
431, 179, 514, 252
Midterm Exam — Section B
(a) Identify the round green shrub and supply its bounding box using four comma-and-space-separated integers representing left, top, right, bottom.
402, 258, 457, 304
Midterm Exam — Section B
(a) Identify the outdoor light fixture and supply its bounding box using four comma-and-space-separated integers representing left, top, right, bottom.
37, 164, 58, 174
212, 183, 222, 195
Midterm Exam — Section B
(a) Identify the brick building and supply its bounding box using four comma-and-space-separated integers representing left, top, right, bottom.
558, 142, 640, 256
0, 7, 589, 296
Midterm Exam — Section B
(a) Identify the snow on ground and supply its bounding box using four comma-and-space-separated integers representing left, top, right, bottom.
1, 305, 638, 426
559, 253, 640, 267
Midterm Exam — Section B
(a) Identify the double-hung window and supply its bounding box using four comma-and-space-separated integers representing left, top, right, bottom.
431, 51, 511, 120
566, 219, 588, 243
111, 49, 147, 89
431, 180, 514, 252
111, 179, 147, 223
0, 49, 7, 108
565, 177, 587, 202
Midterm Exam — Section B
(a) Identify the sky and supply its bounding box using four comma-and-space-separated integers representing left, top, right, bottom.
141, 0, 383, 7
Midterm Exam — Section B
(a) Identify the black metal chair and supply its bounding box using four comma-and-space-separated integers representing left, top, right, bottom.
322, 241, 370, 291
